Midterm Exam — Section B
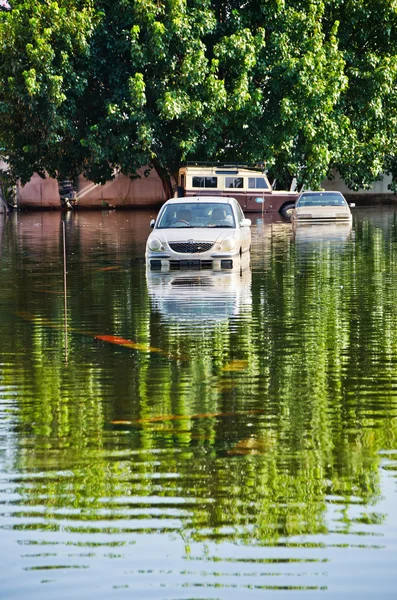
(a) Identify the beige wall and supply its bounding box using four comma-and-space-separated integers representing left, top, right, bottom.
322, 170, 395, 195
12, 166, 397, 209
16, 168, 165, 209
76, 168, 165, 208
18, 173, 60, 209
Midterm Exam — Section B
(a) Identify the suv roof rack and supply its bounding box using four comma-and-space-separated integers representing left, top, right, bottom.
183, 161, 264, 171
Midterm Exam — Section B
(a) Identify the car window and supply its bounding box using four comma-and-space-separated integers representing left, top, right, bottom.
157, 203, 236, 228
234, 201, 246, 225
297, 193, 347, 207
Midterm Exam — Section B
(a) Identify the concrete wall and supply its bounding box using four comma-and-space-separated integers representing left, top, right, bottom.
16, 168, 165, 209
10, 166, 397, 209
76, 168, 165, 208
18, 172, 60, 209
321, 170, 397, 204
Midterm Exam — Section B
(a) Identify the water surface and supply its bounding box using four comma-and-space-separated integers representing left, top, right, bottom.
0, 208, 397, 599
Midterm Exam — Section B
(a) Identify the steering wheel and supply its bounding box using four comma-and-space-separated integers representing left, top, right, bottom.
174, 219, 190, 225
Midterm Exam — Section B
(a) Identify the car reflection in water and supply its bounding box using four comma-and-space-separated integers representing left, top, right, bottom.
146, 254, 252, 325
292, 220, 353, 245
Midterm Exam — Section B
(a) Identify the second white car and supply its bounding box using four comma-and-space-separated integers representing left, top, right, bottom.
291, 191, 353, 223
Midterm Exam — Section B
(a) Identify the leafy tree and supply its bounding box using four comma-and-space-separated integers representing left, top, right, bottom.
79, 0, 225, 197
0, 0, 225, 197
206, 0, 397, 191
2, 0, 397, 197
323, 0, 397, 191
204, 1, 348, 189
0, 0, 95, 186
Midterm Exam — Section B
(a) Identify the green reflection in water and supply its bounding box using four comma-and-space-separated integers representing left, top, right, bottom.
0, 210, 396, 556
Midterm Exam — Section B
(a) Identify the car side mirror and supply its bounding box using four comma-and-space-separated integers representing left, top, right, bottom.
241, 218, 251, 227
150, 219, 155, 228
349, 203, 355, 208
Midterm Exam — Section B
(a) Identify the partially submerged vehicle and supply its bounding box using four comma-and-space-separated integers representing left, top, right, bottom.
291, 191, 354, 223
177, 163, 299, 217
146, 196, 251, 272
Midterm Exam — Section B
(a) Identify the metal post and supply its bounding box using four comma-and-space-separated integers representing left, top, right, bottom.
62, 220, 68, 360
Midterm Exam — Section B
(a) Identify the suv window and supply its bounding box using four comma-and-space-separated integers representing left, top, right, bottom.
248, 177, 269, 189
225, 177, 243, 189
192, 176, 218, 188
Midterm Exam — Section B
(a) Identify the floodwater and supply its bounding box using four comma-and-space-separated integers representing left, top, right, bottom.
0, 208, 397, 599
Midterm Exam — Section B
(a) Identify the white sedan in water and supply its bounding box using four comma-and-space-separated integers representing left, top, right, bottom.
291, 191, 354, 223
146, 197, 251, 272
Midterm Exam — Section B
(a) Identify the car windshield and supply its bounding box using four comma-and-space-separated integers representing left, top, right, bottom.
156, 203, 236, 228
297, 193, 348, 207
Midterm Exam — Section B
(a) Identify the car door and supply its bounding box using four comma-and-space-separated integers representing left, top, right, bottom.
234, 200, 251, 251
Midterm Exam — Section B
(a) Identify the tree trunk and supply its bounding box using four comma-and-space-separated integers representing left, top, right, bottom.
0, 184, 12, 214
152, 159, 174, 200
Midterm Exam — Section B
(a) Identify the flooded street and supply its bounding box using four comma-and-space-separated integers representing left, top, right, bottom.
0, 207, 397, 599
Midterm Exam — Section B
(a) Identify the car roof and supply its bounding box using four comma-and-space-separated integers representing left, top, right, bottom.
298, 191, 344, 197
164, 196, 235, 205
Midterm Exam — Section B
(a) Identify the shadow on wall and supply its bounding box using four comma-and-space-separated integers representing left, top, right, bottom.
17, 168, 165, 210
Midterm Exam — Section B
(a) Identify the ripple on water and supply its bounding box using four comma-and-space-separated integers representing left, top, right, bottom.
0, 210, 397, 598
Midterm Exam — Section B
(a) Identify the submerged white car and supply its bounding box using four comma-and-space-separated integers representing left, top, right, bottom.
291, 191, 354, 223
146, 197, 251, 271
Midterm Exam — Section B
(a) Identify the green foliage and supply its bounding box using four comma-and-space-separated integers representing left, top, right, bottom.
0, 0, 95, 183
207, 1, 348, 189
2, 1, 397, 192
79, 0, 223, 190
324, 0, 397, 191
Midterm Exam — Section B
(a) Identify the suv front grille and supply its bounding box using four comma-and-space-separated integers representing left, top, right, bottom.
169, 242, 214, 254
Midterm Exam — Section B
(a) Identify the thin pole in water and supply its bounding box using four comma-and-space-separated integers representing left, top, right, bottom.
62, 219, 68, 360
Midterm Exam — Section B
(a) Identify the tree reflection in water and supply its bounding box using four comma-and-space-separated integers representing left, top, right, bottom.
0, 209, 396, 596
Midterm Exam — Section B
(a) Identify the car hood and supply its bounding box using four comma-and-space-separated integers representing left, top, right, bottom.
149, 228, 237, 244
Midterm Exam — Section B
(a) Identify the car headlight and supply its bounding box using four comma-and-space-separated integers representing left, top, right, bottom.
148, 237, 164, 251
220, 237, 236, 251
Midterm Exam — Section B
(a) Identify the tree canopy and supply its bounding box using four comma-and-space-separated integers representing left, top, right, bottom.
1, 0, 397, 195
